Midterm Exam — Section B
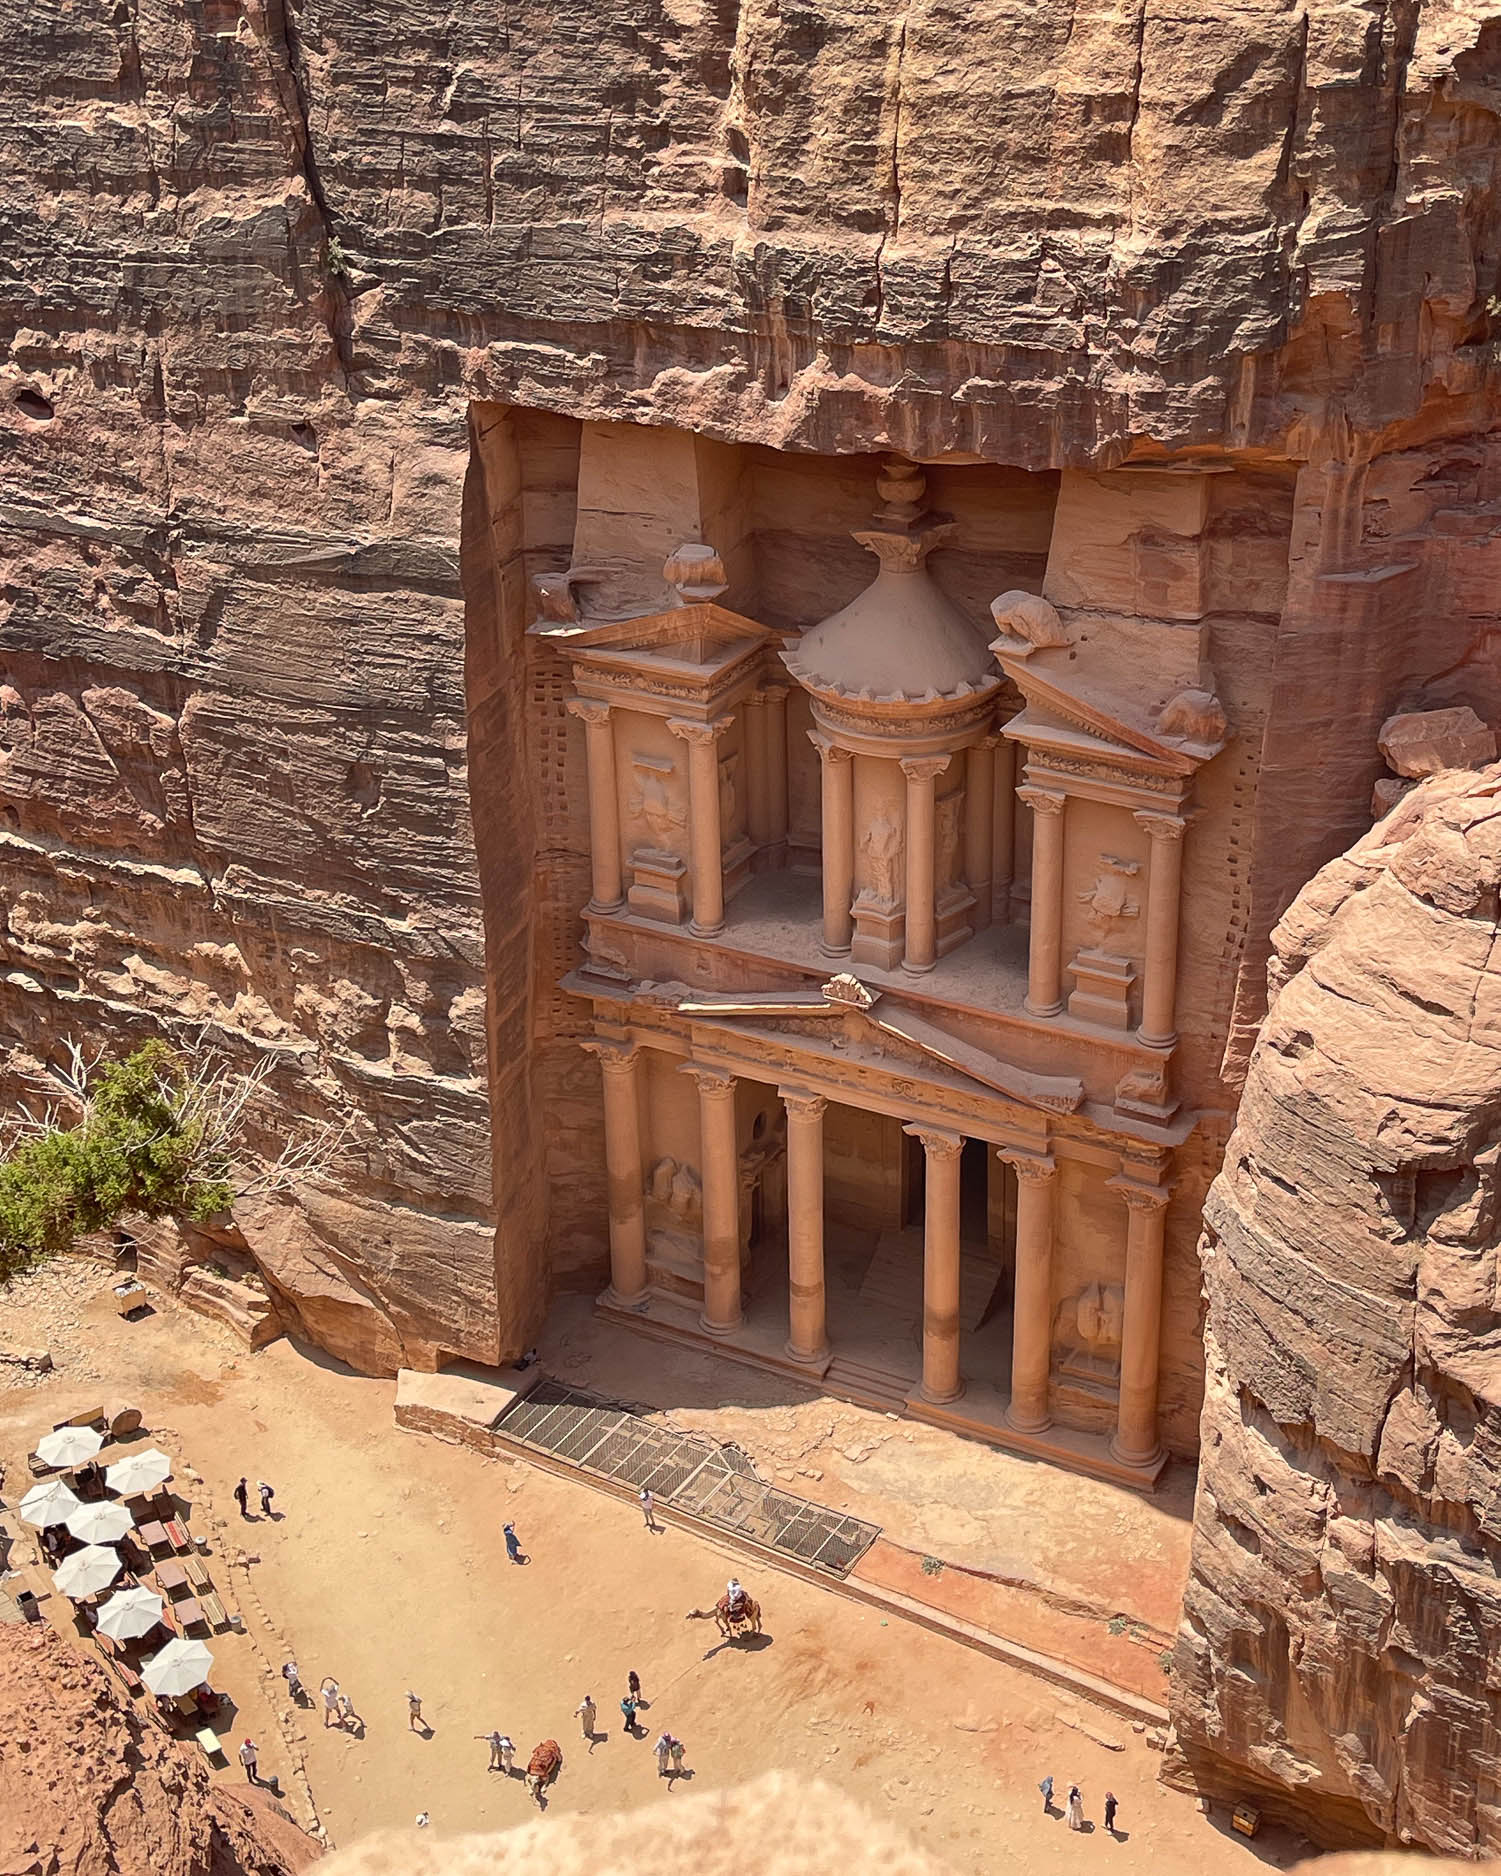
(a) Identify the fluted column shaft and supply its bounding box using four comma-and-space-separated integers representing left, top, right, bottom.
1135, 811, 1187, 1047
1001, 1149, 1057, 1433
964, 735, 999, 931
764, 685, 790, 856
901, 754, 950, 974
584, 1040, 647, 1306
782, 1087, 829, 1363
1019, 786, 1067, 1016
1109, 1178, 1172, 1467
669, 717, 732, 936
685, 1065, 741, 1335
567, 699, 623, 911
811, 733, 855, 956
993, 737, 1017, 921
745, 693, 772, 847
906, 1124, 964, 1404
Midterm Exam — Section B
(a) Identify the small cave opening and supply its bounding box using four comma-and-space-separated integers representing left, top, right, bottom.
15, 387, 54, 422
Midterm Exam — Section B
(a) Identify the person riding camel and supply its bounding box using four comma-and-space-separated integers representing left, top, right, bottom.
726, 1576, 747, 1617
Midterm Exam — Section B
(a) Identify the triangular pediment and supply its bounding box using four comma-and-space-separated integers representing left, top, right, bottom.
533, 600, 771, 666
997, 646, 1224, 773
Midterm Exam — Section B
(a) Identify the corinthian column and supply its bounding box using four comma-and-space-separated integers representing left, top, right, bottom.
905, 1124, 964, 1403
781, 1087, 829, 1364
900, 753, 950, 974
764, 683, 790, 857
1108, 1176, 1172, 1467
1000, 1148, 1056, 1433
810, 732, 855, 957
566, 698, 623, 911
1018, 786, 1067, 1016
684, 1064, 741, 1335
669, 717, 732, 936
581, 1039, 647, 1306
1134, 811, 1188, 1047
964, 734, 999, 931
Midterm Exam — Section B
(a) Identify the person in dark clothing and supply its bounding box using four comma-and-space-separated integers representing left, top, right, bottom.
1103, 1792, 1119, 1835
257, 1480, 275, 1518
627, 1669, 642, 1705
233, 1478, 249, 1518
503, 1521, 523, 1563
1039, 1775, 1055, 1814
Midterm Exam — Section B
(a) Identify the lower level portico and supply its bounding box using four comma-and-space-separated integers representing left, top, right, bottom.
571, 970, 1186, 1490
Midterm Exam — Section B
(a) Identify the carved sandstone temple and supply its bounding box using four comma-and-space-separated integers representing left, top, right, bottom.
510, 425, 1246, 1487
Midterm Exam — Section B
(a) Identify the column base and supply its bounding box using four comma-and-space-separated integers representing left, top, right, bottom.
784, 1339, 831, 1368
698, 1310, 743, 1339
1109, 1433, 1165, 1471
917, 1377, 965, 1407
819, 939, 852, 960
586, 897, 627, 917
1024, 997, 1064, 1019
901, 955, 936, 976
601, 1285, 650, 1313
1005, 1401, 1052, 1435
1135, 1027, 1178, 1050
689, 919, 726, 939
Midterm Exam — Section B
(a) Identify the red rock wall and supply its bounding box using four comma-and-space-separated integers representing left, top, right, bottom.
3, 0, 1500, 1368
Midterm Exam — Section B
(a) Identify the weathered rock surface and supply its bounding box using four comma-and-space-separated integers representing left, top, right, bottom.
2, 0, 1501, 1367
0, 1624, 320, 1876
1378, 708, 1498, 780
1169, 765, 1501, 1853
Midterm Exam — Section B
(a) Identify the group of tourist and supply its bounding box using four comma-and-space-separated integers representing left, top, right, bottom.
1040, 1775, 1121, 1835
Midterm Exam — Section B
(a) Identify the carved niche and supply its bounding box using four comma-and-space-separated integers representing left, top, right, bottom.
627, 753, 690, 923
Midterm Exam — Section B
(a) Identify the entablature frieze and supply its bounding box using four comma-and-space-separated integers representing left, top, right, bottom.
809, 696, 1002, 759
1019, 753, 1189, 814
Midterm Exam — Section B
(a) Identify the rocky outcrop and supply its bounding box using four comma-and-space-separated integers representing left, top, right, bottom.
1168, 766, 1501, 1853
0, 1625, 320, 1876
2, 0, 1501, 1367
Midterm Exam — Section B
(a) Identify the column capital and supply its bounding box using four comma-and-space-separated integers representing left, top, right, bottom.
759, 680, 792, 703
582, 1037, 640, 1075
780, 1086, 828, 1121
1134, 809, 1187, 842
975, 730, 1004, 751
903, 1122, 963, 1160
1107, 1174, 1174, 1213
668, 715, 733, 747
1017, 784, 1066, 817
900, 752, 951, 784
681, 1062, 736, 1098
566, 696, 612, 727
808, 729, 853, 766
999, 1147, 1056, 1183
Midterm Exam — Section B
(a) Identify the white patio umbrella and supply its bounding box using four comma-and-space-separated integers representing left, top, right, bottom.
52, 1544, 122, 1600
140, 1636, 214, 1698
36, 1425, 104, 1468
104, 1448, 172, 1496
65, 1500, 134, 1545
18, 1477, 82, 1526
96, 1584, 164, 1642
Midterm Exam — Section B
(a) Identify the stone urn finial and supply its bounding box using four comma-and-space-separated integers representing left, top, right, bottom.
873, 455, 928, 530
663, 542, 728, 605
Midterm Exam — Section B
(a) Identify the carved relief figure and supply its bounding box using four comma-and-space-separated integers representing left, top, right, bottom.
861, 809, 903, 906
629, 758, 686, 852
647, 1156, 703, 1230
1077, 854, 1141, 942
935, 791, 962, 893
1054, 1282, 1125, 1380
718, 750, 741, 842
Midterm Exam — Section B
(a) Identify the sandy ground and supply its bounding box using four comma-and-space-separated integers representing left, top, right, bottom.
0, 1261, 1306, 1873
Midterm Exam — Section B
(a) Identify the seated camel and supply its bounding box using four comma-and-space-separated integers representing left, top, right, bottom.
526, 1738, 563, 1802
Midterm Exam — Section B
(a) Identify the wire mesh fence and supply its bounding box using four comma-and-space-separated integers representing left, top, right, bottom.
493, 1379, 878, 1578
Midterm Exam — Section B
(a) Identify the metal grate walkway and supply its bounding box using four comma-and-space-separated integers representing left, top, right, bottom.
493, 1380, 879, 1578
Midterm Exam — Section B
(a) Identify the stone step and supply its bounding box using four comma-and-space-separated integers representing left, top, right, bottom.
823, 1355, 911, 1412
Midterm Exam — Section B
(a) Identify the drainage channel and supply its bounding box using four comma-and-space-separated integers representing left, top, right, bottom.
493, 1379, 880, 1579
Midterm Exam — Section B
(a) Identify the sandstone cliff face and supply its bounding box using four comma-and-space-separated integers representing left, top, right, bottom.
1169, 765, 1501, 1853
0, 1625, 320, 1876
2, 0, 1500, 1364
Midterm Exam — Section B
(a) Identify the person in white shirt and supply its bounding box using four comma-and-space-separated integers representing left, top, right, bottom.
574, 1693, 597, 1741
238, 1738, 258, 1784
640, 1487, 657, 1530
476, 1728, 510, 1771
654, 1731, 673, 1777
320, 1678, 340, 1727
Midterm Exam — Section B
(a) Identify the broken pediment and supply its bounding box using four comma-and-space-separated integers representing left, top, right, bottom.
993, 635, 1229, 771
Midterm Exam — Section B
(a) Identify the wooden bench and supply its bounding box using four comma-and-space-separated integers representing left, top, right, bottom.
163, 1519, 189, 1551
194, 1726, 224, 1762
182, 1555, 209, 1592
199, 1591, 227, 1631
53, 1408, 104, 1431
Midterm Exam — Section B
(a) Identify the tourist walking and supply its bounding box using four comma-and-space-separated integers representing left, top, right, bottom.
257, 1480, 275, 1518
281, 1659, 303, 1702
238, 1738, 259, 1785
503, 1521, 523, 1563
627, 1669, 642, 1705
575, 1693, 597, 1741
654, 1731, 673, 1777
1039, 1774, 1054, 1813
640, 1487, 657, 1530
407, 1690, 425, 1731
669, 1735, 685, 1779
337, 1689, 358, 1729
497, 1732, 515, 1774
1103, 1791, 1119, 1835
320, 1678, 340, 1727
1067, 1784, 1085, 1830
233, 1478, 249, 1519
620, 1691, 641, 1736
476, 1728, 509, 1770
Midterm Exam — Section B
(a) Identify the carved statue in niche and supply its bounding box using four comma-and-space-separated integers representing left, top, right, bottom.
1054, 1281, 1125, 1381
935, 791, 962, 893
628, 759, 686, 853
647, 1156, 703, 1230
860, 809, 904, 907
1077, 854, 1141, 943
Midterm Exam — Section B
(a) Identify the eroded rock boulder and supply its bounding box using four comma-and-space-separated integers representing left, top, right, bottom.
1378, 707, 1497, 780
1168, 764, 1501, 1853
